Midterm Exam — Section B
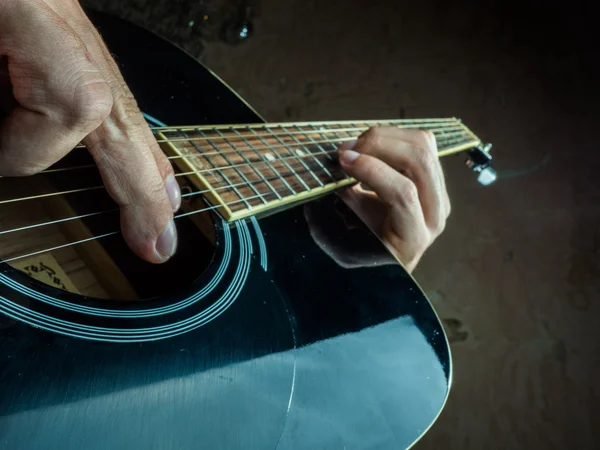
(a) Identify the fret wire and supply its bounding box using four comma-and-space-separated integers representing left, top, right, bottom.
306, 127, 333, 161
287, 126, 334, 179
434, 130, 467, 139
328, 126, 349, 146
268, 126, 324, 187
194, 128, 253, 209
228, 128, 282, 200
309, 124, 356, 181
212, 128, 267, 205
239, 128, 296, 196
438, 132, 472, 143
262, 127, 313, 191
307, 125, 337, 162
260, 127, 312, 191
436, 132, 470, 148
328, 124, 361, 176
190, 132, 358, 195
249, 128, 308, 193
438, 135, 475, 149
329, 126, 356, 173
181, 128, 233, 187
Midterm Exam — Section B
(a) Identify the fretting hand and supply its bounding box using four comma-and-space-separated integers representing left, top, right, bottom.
337, 127, 451, 272
0, 0, 179, 264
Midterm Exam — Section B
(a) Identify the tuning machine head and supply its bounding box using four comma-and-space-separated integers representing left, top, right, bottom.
466, 143, 496, 185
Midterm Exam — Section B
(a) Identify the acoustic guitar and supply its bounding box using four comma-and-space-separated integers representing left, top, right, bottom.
0, 10, 496, 450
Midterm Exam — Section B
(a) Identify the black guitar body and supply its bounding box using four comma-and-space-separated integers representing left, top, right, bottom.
0, 12, 450, 450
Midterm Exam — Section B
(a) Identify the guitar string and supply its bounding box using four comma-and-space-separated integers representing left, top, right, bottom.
0, 133, 477, 263
0, 185, 325, 264
69, 123, 467, 148
0, 129, 476, 262
145, 117, 457, 132
37, 125, 466, 175
0, 133, 477, 206
0, 165, 329, 236
0, 145, 348, 206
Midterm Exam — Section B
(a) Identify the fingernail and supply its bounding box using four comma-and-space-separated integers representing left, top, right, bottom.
341, 139, 358, 150
155, 220, 178, 261
340, 149, 360, 165
165, 175, 181, 212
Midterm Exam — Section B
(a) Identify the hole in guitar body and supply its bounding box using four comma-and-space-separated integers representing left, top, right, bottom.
0, 150, 217, 301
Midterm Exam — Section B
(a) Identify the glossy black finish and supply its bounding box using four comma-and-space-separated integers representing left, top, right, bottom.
0, 11, 450, 449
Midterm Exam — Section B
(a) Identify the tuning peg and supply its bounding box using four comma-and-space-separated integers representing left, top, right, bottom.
466, 143, 496, 185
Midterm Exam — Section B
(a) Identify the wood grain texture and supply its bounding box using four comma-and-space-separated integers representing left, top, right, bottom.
0, 177, 111, 298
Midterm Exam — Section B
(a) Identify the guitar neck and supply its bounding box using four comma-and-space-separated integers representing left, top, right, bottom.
155, 118, 483, 222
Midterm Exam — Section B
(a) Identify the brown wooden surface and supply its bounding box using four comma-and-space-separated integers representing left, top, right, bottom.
0, 177, 110, 298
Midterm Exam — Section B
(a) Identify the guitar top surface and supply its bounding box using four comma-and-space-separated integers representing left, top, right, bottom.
0, 10, 450, 450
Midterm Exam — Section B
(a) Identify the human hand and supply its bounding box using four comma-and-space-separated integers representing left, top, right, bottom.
338, 127, 451, 272
0, 0, 180, 264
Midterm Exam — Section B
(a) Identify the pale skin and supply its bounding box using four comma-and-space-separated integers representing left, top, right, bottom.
0, 0, 450, 273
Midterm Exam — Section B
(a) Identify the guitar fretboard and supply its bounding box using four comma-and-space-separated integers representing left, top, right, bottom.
156, 118, 481, 221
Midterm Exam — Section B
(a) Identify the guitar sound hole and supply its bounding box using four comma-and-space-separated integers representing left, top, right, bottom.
0, 151, 217, 301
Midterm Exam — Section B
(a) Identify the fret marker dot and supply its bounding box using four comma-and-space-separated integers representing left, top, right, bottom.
295, 149, 305, 156
264, 153, 275, 162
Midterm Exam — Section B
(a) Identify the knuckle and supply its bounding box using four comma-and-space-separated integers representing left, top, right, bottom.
150, 143, 175, 178
70, 80, 113, 127
362, 127, 384, 150
414, 144, 436, 170
420, 129, 436, 142
433, 216, 447, 235
408, 129, 437, 150
394, 179, 419, 206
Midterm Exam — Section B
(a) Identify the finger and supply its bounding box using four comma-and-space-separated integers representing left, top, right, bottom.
338, 149, 427, 231
339, 150, 430, 267
0, 1, 112, 175
55, 3, 181, 261
85, 121, 177, 264
67, 10, 181, 211
141, 126, 181, 212
351, 127, 447, 233
54, 2, 181, 207
364, 126, 450, 218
